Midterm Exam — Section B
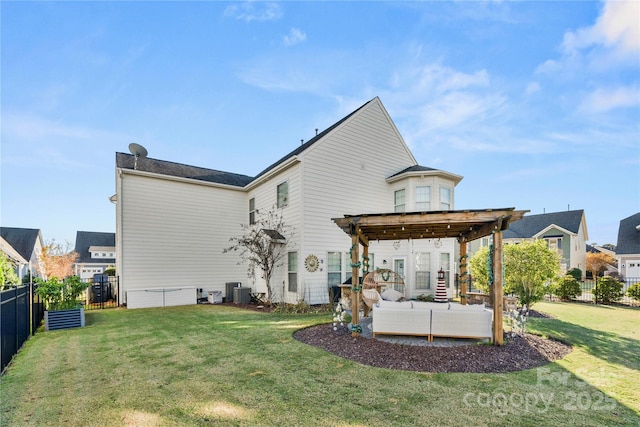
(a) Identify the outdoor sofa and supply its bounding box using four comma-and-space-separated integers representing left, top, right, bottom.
372, 300, 493, 342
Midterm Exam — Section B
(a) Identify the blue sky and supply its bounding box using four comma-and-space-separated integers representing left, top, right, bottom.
1, 1, 638, 248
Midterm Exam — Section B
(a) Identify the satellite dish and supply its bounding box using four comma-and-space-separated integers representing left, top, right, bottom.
128, 143, 148, 170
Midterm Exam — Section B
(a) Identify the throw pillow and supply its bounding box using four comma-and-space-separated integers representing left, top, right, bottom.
381, 288, 403, 302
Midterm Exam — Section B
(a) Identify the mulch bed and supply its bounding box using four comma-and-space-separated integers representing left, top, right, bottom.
293, 325, 571, 373
220, 302, 571, 373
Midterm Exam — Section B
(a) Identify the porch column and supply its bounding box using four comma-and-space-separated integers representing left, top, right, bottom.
492, 231, 504, 345
459, 241, 468, 305
350, 232, 361, 337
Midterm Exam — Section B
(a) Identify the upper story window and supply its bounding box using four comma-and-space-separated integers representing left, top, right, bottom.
277, 182, 288, 208
249, 198, 256, 225
394, 189, 406, 212
440, 187, 451, 210
416, 186, 430, 211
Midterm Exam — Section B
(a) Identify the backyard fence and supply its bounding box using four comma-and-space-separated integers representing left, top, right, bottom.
82, 275, 119, 310
0, 284, 45, 374
574, 277, 639, 305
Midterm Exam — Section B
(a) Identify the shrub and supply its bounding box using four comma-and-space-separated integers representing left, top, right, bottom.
627, 283, 640, 301
591, 276, 624, 304
555, 275, 582, 300
416, 294, 435, 302
35, 276, 89, 311
566, 268, 582, 281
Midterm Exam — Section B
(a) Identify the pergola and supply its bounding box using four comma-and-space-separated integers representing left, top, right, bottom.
332, 207, 528, 345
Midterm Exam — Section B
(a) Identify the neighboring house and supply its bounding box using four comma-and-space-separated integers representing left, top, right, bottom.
114, 97, 464, 308
616, 212, 640, 280
0, 227, 46, 281
73, 231, 116, 280
586, 244, 618, 276
469, 210, 588, 275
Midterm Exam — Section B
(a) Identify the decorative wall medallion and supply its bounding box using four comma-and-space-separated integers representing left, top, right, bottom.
305, 254, 319, 272
434, 239, 442, 248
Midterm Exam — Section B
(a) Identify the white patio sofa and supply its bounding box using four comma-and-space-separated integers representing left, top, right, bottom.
372, 300, 493, 341
371, 301, 430, 337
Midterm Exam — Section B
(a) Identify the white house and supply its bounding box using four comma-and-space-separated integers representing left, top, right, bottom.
114, 97, 464, 308
0, 227, 46, 282
73, 231, 116, 280
616, 212, 640, 280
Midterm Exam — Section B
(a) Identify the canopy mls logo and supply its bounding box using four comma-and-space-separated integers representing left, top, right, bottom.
462, 367, 617, 416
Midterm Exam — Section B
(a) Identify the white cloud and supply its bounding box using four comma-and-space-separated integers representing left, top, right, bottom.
524, 82, 541, 96
224, 2, 282, 23
283, 28, 306, 46
580, 85, 640, 113
562, 0, 639, 56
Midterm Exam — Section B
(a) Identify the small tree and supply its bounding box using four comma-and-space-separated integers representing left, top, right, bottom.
41, 240, 79, 279
586, 252, 616, 279
504, 240, 560, 307
0, 252, 20, 290
468, 246, 490, 293
223, 206, 292, 306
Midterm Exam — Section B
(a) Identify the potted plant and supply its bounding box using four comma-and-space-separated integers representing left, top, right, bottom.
35, 276, 89, 331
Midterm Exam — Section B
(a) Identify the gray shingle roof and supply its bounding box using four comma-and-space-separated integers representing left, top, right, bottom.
388, 165, 438, 179
74, 231, 116, 264
503, 210, 584, 239
116, 153, 254, 187
0, 227, 40, 261
616, 212, 640, 255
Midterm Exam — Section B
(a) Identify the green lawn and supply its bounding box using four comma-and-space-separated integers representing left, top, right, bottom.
0, 302, 638, 426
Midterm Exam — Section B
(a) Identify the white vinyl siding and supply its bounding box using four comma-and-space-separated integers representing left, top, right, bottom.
118, 173, 247, 302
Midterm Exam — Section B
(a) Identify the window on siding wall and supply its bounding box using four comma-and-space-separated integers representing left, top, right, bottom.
288, 252, 298, 292
440, 187, 451, 210
440, 252, 451, 288
394, 189, 406, 212
416, 186, 430, 211
327, 252, 342, 286
415, 252, 431, 289
249, 198, 256, 225
277, 182, 288, 208
344, 252, 352, 283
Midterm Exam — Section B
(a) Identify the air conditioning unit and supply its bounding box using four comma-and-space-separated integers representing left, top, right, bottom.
225, 282, 242, 302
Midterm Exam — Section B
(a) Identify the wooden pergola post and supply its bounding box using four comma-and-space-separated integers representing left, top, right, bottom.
459, 241, 468, 305
492, 231, 504, 345
350, 232, 360, 337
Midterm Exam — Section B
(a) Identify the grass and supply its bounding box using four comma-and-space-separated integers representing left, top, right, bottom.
0, 303, 638, 426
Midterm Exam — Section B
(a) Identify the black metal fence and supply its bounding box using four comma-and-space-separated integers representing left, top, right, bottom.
574, 277, 639, 305
0, 284, 45, 373
83, 275, 119, 310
